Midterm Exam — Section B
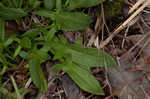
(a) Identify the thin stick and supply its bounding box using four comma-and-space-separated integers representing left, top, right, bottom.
128, 0, 145, 14
98, 0, 150, 49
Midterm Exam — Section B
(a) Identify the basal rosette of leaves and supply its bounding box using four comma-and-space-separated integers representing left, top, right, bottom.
0, 0, 116, 98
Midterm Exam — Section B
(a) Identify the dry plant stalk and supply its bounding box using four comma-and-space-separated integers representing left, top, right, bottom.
98, 0, 150, 49
128, 0, 145, 14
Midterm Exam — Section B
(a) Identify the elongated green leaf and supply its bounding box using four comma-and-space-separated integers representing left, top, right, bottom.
31, 48, 50, 63
0, 3, 27, 20
51, 64, 65, 71
56, 0, 62, 11
28, 45, 51, 92
45, 27, 56, 42
33, 10, 92, 30
29, 57, 47, 93
55, 12, 92, 30
66, 45, 116, 67
29, 0, 41, 8
51, 38, 68, 60
51, 56, 104, 95
4, 36, 16, 47
44, 0, 56, 10
0, 66, 7, 75
67, 63, 104, 95
19, 51, 30, 59
0, 18, 5, 41
0, 87, 9, 95
4, 35, 20, 47
12, 0, 22, 8
69, 0, 105, 9
12, 0, 19, 7
22, 28, 40, 39
50, 37, 116, 67
33, 10, 55, 19
13, 45, 21, 57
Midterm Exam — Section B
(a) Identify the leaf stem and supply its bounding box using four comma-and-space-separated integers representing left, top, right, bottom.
11, 76, 22, 99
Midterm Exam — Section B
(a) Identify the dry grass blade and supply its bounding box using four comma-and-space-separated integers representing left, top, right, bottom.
128, 0, 145, 14
24, 77, 32, 88
128, 32, 150, 54
98, 0, 150, 49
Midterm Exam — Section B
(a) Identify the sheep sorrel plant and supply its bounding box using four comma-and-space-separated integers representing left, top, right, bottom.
0, 0, 116, 98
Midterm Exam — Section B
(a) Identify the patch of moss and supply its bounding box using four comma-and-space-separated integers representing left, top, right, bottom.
104, 0, 123, 19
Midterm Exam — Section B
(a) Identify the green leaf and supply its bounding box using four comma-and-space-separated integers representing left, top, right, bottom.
45, 27, 57, 42
0, 3, 27, 20
33, 10, 92, 30
50, 36, 116, 67
20, 37, 31, 49
12, 0, 19, 8
44, 0, 56, 10
29, 0, 41, 8
53, 44, 67, 60
31, 45, 51, 63
4, 36, 15, 47
29, 57, 47, 93
55, 12, 92, 30
67, 63, 104, 95
0, 66, 7, 75
51, 54, 71, 71
13, 45, 21, 58
0, 18, 5, 41
22, 28, 40, 39
56, 0, 62, 11
69, 0, 105, 9
19, 51, 30, 59
53, 47, 66, 60
0, 87, 9, 95
0, 87, 14, 99
33, 10, 55, 19
66, 44, 116, 67
12, 0, 23, 8
51, 64, 66, 71
4, 35, 20, 47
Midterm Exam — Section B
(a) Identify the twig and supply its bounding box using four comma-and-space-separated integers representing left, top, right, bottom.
128, 0, 145, 14
121, 26, 129, 48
